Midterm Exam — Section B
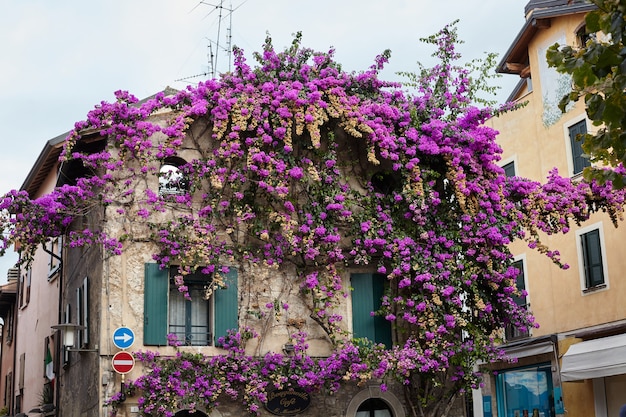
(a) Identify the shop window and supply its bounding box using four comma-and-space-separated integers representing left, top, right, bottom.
495, 363, 555, 417
144, 264, 238, 346
159, 158, 190, 196
351, 273, 392, 348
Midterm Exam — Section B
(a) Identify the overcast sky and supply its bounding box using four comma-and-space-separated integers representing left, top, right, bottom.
0, 0, 528, 274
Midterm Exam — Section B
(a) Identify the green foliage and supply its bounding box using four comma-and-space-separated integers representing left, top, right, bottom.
546, 0, 626, 186
398, 20, 503, 112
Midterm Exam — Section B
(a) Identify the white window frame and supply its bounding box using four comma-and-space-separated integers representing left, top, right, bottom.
168, 271, 214, 346
575, 222, 609, 294
500, 155, 518, 177
563, 114, 592, 178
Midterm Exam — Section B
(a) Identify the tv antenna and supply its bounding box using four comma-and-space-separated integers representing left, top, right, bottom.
177, 0, 236, 83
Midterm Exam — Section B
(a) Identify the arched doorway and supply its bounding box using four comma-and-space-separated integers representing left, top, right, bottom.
174, 410, 208, 417
345, 386, 405, 417
357, 397, 393, 417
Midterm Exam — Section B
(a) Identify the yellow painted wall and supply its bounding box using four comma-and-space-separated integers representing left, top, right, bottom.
488, 11, 626, 339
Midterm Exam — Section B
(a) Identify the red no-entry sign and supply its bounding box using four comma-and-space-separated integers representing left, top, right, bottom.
112, 351, 135, 374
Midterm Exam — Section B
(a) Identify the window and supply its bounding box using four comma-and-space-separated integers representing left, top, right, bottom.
159, 157, 190, 196
579, 227, 606, 290
505, 259, 530, 341
62, 304, 71, 364
144, 263, 238, 346
47, 236, 63, 279
19, 269, 31, 308
371, 171, 399, 195
4, 308, 13, 345
502, 161, 516, 178
4, 372, 12, 413
75, 277, 89, 348
351, 273, 392, 348
56, 135, 106, 187
576, 24, 595, 48
169, 274, 211, 346
568, 119, 590, 175
495, 363, 555, 417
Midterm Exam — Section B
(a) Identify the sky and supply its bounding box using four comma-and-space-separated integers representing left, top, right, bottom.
0, 0, 528, 275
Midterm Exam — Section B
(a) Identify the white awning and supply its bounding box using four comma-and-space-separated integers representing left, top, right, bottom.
561, 333, 626, 382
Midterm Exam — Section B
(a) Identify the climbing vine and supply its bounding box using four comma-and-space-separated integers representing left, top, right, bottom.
1, 25, 624, 417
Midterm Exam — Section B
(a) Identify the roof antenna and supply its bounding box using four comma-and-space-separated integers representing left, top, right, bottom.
177, 0, 234, 83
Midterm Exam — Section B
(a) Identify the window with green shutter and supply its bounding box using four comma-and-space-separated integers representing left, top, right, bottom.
144, 264, 238, 346
351, 273, 392, 348
569, 120, 590, 175
580, 229, 605, 289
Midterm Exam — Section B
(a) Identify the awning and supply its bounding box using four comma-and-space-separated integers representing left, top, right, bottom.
561, 333, 626, 381
505, 340, 555, 359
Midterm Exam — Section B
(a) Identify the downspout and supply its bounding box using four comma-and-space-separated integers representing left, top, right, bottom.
51, 160, 65, 417
11, 270, 19, 415
43, 243, 63, 417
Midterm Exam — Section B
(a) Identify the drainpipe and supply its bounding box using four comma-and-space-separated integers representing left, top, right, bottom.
43, 244, 63, 417
11, 272, 18, 415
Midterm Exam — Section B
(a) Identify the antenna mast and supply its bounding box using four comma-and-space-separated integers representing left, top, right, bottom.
204, 1, 235, 79
176, 1, 236, 83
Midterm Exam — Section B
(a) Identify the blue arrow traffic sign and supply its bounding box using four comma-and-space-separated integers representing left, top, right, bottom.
112, 327, 135, 349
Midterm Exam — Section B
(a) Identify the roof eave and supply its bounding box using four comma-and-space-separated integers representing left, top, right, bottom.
497, 3, 597, 76
20, 132, 68, 196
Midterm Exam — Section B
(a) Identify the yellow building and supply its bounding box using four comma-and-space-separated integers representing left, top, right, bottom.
474, 1, 626, 417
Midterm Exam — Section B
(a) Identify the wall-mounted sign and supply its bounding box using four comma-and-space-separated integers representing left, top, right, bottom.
112, 351, 135, 374
265, 388, 311, 416
112, 327, 135, 349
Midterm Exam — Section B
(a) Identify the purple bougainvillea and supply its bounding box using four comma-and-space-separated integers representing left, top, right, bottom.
2, 25, 624, 417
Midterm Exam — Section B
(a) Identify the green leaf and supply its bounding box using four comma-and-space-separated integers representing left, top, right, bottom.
610, 11, 624, 41
585, 93, 605, 121
585, 10, 602, 33
572, 63, 598, 88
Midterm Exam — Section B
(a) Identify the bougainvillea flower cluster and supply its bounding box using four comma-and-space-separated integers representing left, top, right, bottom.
0, 25, 624, 417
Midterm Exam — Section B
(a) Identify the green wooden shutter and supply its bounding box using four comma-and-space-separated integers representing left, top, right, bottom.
351, 273, 392, 348
582, 229, 604, 288
214, 267, 238, 346
144, 263, 169, 345
569, 120, 589, 174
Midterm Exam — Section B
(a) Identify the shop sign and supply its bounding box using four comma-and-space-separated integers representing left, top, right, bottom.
265, 388, 311, 415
